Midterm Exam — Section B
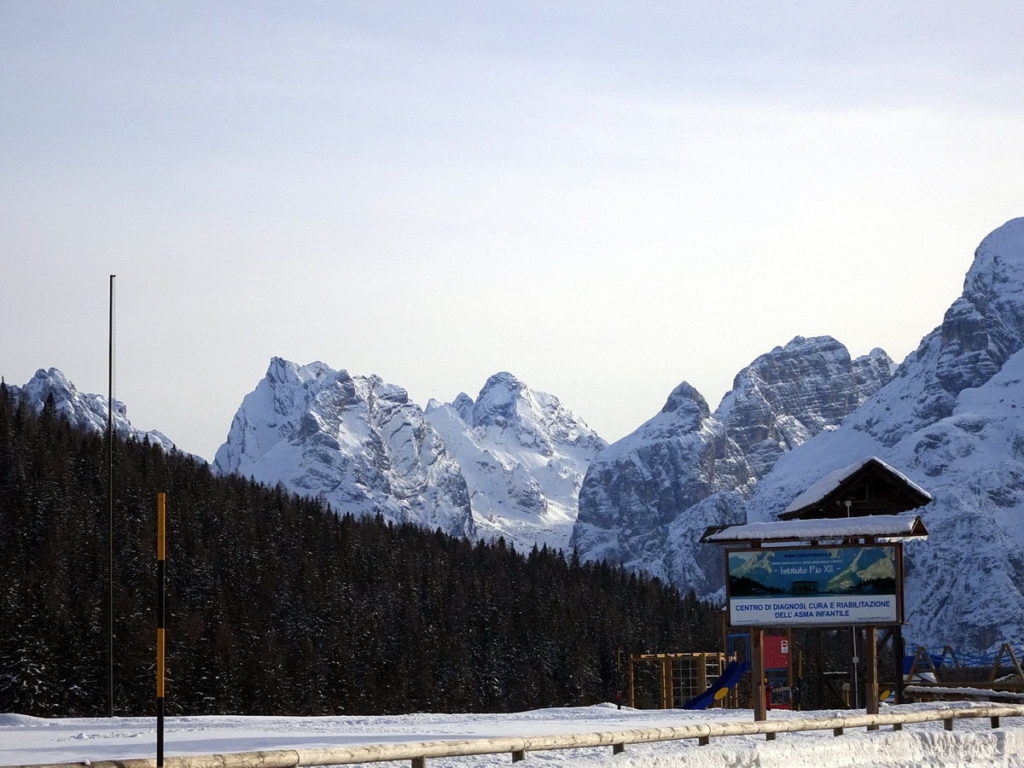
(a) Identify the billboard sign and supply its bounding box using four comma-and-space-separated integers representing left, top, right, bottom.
727, 545, 902, 627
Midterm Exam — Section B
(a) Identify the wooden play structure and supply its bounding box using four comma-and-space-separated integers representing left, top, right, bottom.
626, 652, 731, 709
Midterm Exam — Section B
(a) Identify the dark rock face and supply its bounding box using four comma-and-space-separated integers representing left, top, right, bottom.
936, 234, 1024, 395
720, 338, 893, 479
570, 336, 892, 592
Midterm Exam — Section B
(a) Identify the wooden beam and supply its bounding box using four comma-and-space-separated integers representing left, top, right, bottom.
865, 626, 879, 730
752, 628, 767, 722
894, 625, 906, 705
627, 655, 636, 708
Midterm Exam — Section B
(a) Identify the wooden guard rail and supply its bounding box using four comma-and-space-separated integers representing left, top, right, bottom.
9, 705, 1024, 768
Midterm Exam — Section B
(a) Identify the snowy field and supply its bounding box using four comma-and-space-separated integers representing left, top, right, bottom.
3, 702, 1024, 768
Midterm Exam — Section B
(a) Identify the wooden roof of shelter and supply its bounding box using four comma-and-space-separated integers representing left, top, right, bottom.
778, 456, 932, 520
701, 513, 929, 545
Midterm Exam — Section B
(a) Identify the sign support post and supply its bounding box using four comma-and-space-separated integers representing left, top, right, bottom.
865, 626, 879, 728
752, 627, 766, 722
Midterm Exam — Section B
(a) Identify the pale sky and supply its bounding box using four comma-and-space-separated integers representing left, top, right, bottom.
2, 1, 1023, 462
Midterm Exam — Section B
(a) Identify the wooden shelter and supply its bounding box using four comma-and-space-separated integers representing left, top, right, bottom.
779, 456, 932, 520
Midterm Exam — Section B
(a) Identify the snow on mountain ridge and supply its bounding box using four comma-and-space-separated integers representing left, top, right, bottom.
425, 371, 607, 550
214, 358, 475, 537
11, 367, 178, 452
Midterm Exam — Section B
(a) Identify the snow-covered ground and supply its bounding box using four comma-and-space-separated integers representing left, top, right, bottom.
3, 703, 1023, 768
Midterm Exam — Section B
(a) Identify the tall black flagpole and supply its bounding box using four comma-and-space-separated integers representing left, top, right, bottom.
108, 274, 116, 717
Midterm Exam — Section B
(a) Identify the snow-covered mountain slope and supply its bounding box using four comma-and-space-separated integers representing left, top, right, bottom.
425, 372, 606, 550
570, 336, 893, 593
746, 217, 1024, 654
213, 358, 474, 537
10, 368, 177, 451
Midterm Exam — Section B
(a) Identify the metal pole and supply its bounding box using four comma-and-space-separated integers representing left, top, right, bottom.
107, 274, 116, 717
157, 493, 167, 767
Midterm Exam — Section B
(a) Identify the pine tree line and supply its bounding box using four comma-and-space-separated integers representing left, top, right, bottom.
0, 383, 720, 716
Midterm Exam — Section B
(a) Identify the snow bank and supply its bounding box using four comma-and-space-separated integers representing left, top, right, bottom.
3, 704, 1024, 768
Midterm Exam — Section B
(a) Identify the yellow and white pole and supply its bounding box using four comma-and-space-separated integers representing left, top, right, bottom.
156, 492, 167, 767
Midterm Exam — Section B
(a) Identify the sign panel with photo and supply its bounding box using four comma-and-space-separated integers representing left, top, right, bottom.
727, 545, 902, 627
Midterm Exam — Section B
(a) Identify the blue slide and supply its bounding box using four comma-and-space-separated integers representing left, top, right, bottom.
681, 660, 751, 710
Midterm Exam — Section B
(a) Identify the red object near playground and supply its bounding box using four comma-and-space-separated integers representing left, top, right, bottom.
765, 635, 789, 670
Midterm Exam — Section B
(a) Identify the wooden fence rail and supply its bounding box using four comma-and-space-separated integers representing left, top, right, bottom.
8, 704, 1024, 768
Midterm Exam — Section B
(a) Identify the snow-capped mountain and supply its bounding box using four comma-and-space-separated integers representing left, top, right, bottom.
570, 336, 894, 594
425, 372, 607, 550
213, 358, 474, 538
746, 217, 1024, 654
10, 367, 177, 451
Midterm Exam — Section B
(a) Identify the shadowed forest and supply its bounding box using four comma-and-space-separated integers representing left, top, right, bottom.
0, 384, 718, 716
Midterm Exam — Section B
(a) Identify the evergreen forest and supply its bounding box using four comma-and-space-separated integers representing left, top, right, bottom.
0, 384, 720, 717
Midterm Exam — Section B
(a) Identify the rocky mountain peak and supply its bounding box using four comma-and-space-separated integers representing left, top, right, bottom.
718, 335, 893, 479
470, 371, 528, 428
571, 334, 891, 593
661, 381, 709, 418
214, 358, 474, 538
13, 367, 175, 451
936, 217, 1024, 395
451, 392, 475, 422
425, 372, 606, 551
841, 217, 1024, 448
852, 348, 895, 390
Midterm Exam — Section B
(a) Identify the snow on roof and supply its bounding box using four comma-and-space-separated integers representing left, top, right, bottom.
702, 514, 927, 543
782, 456, 932, 515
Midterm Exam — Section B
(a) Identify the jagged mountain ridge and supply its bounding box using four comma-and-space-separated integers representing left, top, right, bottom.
745, 217, 1024, 654
425, 372, 607, 550
570, 336, 894, 594
11, 338, 898, 560
10, 368, 177, 452
213, 363, 605, 549
213, 358, 475, 538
